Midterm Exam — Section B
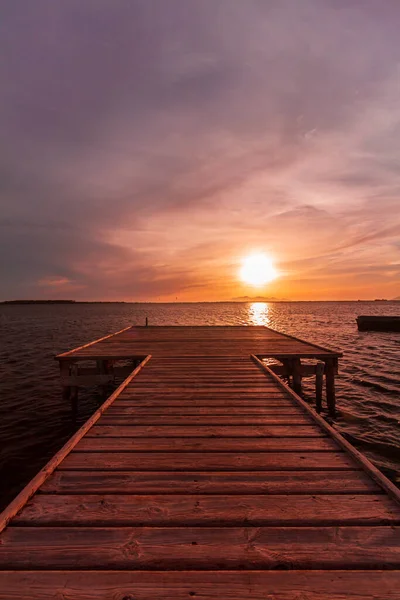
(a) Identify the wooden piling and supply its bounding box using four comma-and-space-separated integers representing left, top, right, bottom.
96, 360, 110, 400
292, 358, 302, 396
60, 361, 71, 402
315, 361, 324, 413
70, 364, 79, 415
325, 358, 336, 418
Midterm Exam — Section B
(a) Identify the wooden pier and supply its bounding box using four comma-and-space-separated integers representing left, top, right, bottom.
57, 325, 342, 416
0, 325, 400, 598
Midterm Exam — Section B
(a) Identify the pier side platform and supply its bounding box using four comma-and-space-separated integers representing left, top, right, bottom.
57, 325, 342, 415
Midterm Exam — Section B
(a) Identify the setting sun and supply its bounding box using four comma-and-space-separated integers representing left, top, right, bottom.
239, 253, 278, 286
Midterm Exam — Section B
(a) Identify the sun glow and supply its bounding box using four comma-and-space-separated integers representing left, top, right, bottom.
239, 253, 278, 286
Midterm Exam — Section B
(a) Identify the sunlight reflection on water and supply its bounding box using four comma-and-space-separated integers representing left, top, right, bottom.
249, 302, 270, 326
1, 301, 400, 509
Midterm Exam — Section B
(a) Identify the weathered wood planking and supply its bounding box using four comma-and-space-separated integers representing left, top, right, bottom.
87, 424, 327, 437
14, 494, 400, 526
75, 437, 337, 452
61, 451, 355, 471
41, 469, 382, 495
1, 570, 400, 600
1, 328, 400, 599
1, 526, 400, 569
104, 406, 304, 415
56, 325, 343, 360
99, 416, 312, 425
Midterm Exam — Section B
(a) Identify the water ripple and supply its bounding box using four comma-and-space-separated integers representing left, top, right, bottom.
0, 301, 399, 508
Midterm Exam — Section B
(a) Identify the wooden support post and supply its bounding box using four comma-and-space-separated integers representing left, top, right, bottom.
106, 360, 115, 386
97, 360, 109, 400
281, 359, 292, 386
292, 358, 302, 396
325, 358, 336, 418
315, 361, 324, 414
70, 364, 79, 416
60, 361, 71, 402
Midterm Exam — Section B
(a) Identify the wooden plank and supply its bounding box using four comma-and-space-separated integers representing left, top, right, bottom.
135, 371, 275, 376
104, 406, 303, 416
113, 399, 293, 406
1, 570, 399, 600
99, 416, 311, 425
87, 424, 326, 437
74, 437, 337, 452
127, 387, 288, 393
142, 368, 262, 373
41, 470, 382, 495
14, 494, 400, 526
0, 357, 152, 534
56, 326, 133, 358
119, 392, 290, 400
1, 526, 399, 569
133, 377, 280, 382
61, 451, 355, 471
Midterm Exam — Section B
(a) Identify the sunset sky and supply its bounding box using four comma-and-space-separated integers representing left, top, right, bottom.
1, 0, 400, 301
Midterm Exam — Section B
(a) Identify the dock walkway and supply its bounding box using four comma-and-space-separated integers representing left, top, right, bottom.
0, 326, 400, 598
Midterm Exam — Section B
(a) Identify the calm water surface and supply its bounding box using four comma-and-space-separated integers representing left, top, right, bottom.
1, 301, 399, 509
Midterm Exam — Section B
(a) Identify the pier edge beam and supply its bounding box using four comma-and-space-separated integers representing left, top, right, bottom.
325, 358, 336, 418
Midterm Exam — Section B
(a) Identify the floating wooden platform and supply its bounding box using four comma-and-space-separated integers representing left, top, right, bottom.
357, 315, 400, 332
1, 326, 400, 598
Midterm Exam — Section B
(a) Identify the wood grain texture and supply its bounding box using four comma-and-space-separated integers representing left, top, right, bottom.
87, 424, 326, 437
2, 570, 400, 600
1, 526, 399, 569
56, 325, 342, 360
74, 436, 337, 452
41, 470, 380, 495
99, 416, 311, 425
113, 399, 293, 406
104, 406, 303, 416
14, 494, 400, 526
62, 451, 355, 471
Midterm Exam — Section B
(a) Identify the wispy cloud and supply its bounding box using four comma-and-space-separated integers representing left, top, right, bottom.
1, 0, 400, 300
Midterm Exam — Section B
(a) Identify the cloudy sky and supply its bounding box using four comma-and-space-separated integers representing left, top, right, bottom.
1, 0, 400, 301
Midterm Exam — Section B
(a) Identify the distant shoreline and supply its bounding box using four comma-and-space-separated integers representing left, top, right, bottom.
1, 299, 399, 305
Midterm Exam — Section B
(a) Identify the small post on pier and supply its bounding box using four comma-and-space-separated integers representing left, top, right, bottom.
60, 361, 71, 402
145, 317, 148, 327
292, 358, 303, 396
70, 363, 79, 415
97, 360, 110, 400
325, 358, 336, 418
315, 361, 324, 413
281, 359, 292, 386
